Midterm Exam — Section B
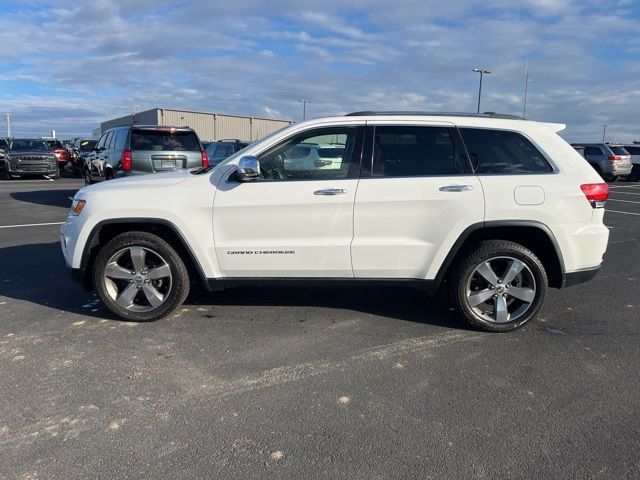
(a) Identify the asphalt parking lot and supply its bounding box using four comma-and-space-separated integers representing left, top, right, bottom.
1, 177, 639, 479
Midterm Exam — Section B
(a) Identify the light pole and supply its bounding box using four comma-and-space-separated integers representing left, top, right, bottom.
522, 61, 530, 119
297, 99, 311, 121
472, 68, 491, 113
602, 124, 608, 143
4, 113, 11, 137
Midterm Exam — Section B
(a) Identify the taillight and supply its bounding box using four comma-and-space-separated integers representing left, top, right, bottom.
121, 150, 132, 171
201, 150, 209, 168
580, 183, 609, 208
608, 155, 622, 161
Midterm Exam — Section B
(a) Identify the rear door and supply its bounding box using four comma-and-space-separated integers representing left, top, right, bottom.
352, 121, 484, 279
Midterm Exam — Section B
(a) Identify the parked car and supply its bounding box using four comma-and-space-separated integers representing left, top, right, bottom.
572, 145, 585, 158
62, 111, 610, 332
83, 125, 207, 185
0, 138, 8, 171
621, 144, 640, 181
204, 139, 251, 167
70, 138, 97, 177
571, 143, 632, 181
44, 139, 70, 167
4, 138, 59, 179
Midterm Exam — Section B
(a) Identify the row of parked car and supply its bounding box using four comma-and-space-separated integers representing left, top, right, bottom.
572, 142, 640, 182
2, 127, 639, 184
0, 129, 250, 181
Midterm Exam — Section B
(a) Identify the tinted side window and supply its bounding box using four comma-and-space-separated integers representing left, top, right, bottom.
460, 128, 552, 174
256, 126, 360, 181
584, 146, 603, 156
103, 131, 114, 150
111, 130, 125, 150
96, 133, 108, 149
372, 126, 457, 177
371, 126, 456, 177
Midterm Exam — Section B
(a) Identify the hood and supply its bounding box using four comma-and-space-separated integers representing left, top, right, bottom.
82, 169, 193, 194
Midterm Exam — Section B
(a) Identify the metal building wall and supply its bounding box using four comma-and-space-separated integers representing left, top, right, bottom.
100, 109, 159, 132
100, 108, 291, 142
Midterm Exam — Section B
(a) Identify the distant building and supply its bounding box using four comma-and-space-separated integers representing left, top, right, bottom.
98, 107, 292, 142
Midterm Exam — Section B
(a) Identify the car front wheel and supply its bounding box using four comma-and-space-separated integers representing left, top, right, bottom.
93, 232, 190, 321
449, 240, 548, 332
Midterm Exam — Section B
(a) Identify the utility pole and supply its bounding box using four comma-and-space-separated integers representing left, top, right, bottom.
522, 61, 530, 119
4, 113, 11, 137
297, 99, 311, 121
472, 69, 491, 113
602, 124, 608, 143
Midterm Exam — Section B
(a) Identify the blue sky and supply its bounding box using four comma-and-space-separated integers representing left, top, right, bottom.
0, 0, 639, 142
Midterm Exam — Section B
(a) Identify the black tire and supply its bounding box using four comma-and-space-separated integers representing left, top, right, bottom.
449, 240, 548, 333
93, 231, 190, 321
84, 168, 93, 185
51, 166, 60, 179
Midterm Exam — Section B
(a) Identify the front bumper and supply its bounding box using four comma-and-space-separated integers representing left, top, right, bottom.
7, 162, 58, 175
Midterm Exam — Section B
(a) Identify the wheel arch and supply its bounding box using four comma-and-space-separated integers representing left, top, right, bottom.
435, 221, 565, 289
78, 219, 208, 291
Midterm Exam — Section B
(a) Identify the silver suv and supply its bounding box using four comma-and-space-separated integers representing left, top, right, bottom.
571, 143, 632, 181
84, 125, 207, 185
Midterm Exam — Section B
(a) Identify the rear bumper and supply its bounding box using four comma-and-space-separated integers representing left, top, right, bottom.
612, 161, 632, 176
563, 265, 601, 287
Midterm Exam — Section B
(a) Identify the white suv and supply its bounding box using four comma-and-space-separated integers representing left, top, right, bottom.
61, 112, 610, 332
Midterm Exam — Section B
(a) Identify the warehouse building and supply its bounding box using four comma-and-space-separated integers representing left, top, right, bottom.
99, 108, 292, 142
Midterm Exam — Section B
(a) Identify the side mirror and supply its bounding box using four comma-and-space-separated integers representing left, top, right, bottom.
236, 156, 260, 181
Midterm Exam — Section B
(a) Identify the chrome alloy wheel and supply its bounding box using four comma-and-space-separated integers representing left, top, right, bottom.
465, 256, 536, 324
103, 246, 172, 313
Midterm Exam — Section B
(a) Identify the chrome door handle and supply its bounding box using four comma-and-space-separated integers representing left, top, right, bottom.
439, 184, 473, 192
314, 188, 347, 196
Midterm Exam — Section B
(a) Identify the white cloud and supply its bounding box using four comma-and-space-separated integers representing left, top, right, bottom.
0, 0, 638, 141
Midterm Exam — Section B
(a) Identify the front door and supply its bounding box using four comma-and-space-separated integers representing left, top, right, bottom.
213, 124, 365, 278
352, 122, 484, 279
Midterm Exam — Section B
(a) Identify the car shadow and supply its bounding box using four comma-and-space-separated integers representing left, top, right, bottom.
11, 190, 78, 209
0, 241, 468, 330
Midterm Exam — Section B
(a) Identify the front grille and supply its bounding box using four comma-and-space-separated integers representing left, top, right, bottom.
19, 155, 50, 162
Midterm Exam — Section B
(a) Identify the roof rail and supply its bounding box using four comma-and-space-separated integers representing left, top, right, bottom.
345, 111, 524, 120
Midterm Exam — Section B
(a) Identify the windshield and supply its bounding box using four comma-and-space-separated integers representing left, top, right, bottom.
9, 139, 51, 152
79, 140, 97, 151
610, 147, 629, 156
131, 129, 200, 151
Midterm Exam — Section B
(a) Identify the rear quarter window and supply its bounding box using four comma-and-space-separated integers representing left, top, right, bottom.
459, 128, 553, 174
131, 130, 200, 152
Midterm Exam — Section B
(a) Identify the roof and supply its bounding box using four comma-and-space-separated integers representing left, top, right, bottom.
346, 111, 524, 120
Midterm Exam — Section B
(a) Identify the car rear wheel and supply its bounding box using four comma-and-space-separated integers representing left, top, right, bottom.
93, 232, 190, 321
449, 240, 548, 332
84, 168, 93, 185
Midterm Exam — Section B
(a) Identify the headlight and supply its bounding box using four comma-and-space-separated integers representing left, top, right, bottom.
70, 199, 86, 216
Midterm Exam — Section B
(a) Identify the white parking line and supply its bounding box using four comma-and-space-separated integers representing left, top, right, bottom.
0, 222, 64, 229
610, 188, 640, 195
606, 210, 640, 216
608, 198, 640, 204
608, 184, 640, 189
